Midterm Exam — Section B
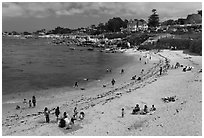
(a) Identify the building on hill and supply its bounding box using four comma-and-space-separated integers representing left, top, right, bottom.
127, 19, 148, 32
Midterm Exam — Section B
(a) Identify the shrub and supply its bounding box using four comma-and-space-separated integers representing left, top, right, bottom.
189, 39, 202, 55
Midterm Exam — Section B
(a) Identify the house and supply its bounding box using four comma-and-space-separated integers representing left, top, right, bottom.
127, 19, 148, 32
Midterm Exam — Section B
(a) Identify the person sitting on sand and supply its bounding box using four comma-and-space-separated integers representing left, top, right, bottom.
150, 105, 156, 112
144, 105, 148, 113
140, 105, 148, 115
183, 66, 187, 72
137, 77, 141, 81
58, 118, 66, 128
132, 104, 140, 114
16, 105, 20, 110
44, 107, 50, 123
79, 111, 85, 120
55, 106, 60, 121
131, 75, 137, 80
175, 62, 180, 68
111, 79, 116, 87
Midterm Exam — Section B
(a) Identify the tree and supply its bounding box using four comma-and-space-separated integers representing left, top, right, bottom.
124, 19, 129, 28
176, 18, 186, 25
198, 10, 202, 16
97, 23, 106, 32
162, 19, 176, 26
106, 17, 126, 32
148, 9, 160, 28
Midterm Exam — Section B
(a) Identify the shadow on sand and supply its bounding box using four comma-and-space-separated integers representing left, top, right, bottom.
59, 124, 83, 134
182, 50, 201, 56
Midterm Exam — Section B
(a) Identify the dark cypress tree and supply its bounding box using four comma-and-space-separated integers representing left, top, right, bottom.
148, 9, 160, 28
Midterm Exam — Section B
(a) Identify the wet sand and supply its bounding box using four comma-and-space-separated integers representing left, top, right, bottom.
2, 49, 202, 136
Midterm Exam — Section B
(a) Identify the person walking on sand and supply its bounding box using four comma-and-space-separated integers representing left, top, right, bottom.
159, 67, 163, 75
74, 81, 78, 87
44, 107, 50, 123
111, 78, 116, 87
55, 106, 60, 121
32, 96, 36, 107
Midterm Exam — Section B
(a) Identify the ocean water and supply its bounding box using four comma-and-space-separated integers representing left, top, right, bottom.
2, 37, 135, 95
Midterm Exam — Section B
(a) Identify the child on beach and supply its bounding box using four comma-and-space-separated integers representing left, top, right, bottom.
55, 106, 60, 121
32, 96, 36, 107
44, 107, 50, 123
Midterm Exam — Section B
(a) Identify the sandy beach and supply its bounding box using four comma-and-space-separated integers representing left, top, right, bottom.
2, 49, 202, 136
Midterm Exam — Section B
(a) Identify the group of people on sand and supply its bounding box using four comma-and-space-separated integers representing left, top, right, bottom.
131, 104, 156, 115
171, 62, 194, 72
16, 96, 36, 110
44, 106, 85, 129
120, 104, 156, 118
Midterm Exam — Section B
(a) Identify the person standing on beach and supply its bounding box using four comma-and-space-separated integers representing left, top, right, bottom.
32, 96, 36, 107
122, 108, 124, 118
159, 67, 163, 75
29, 100, 32, 108
111, 79, 116, 87
55, 106, 60, 121
121, 69, 124, 74
63, 112, 68, 119
73, 107, 78, 118
44, 107, 50, 123
141, 69, 144, 74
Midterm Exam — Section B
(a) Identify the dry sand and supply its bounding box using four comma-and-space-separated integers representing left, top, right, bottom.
2, 49, 202, 136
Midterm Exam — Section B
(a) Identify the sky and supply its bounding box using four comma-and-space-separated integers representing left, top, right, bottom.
2, 2, 202, 32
